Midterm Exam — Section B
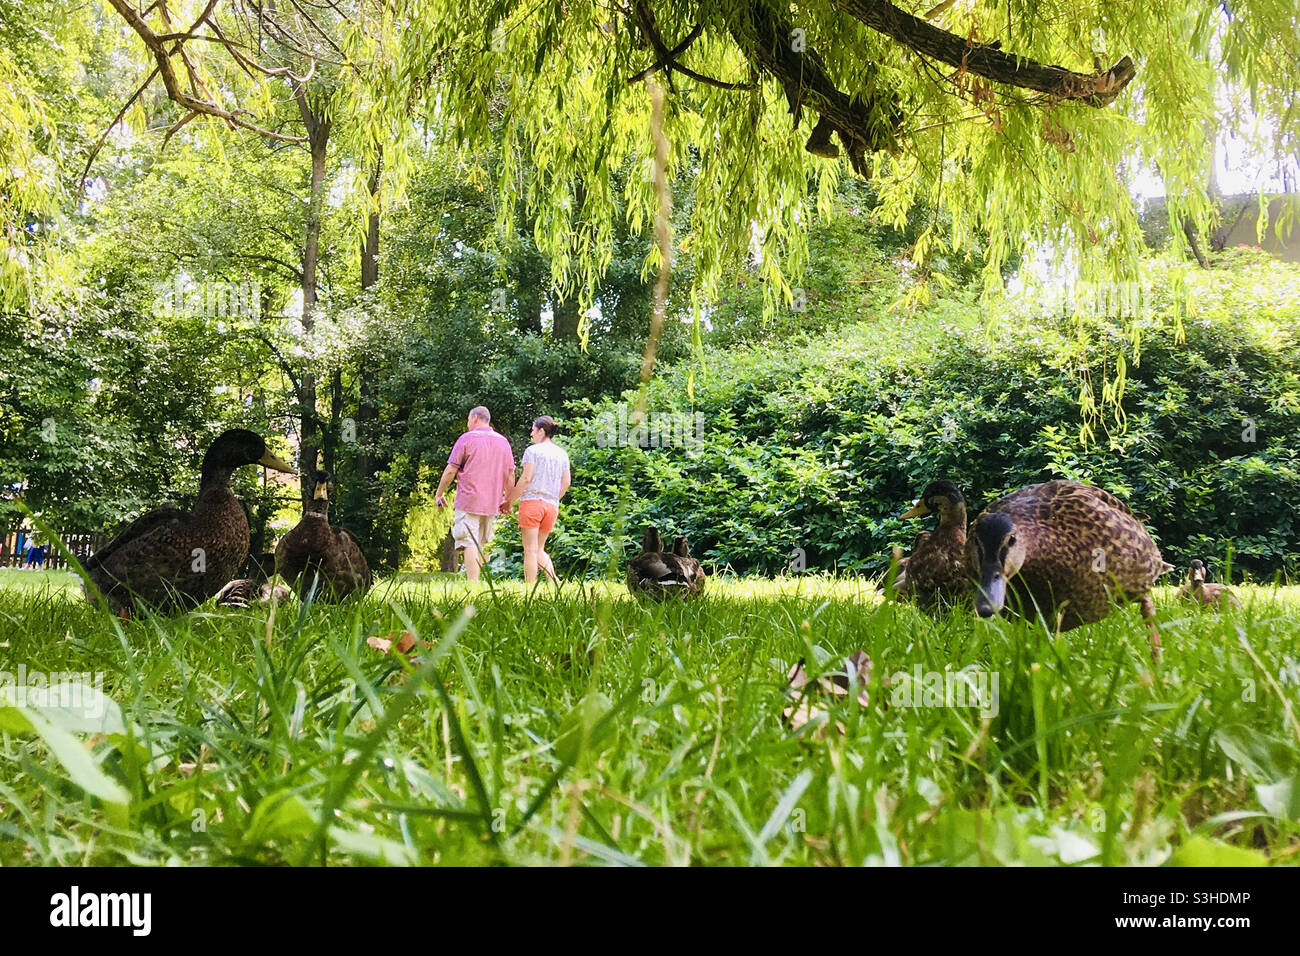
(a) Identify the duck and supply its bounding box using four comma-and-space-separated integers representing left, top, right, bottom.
895, 480, 970, 609
669, 535, 707, 597
84, 429, 296, 615
275, 469, 372, 602
1177, 559, 1242, 610
966, 480, 1173, 657
626, 528, 705, 599
215, 550, 292, 608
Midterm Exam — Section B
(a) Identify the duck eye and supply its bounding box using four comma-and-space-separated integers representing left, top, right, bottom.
1006, 535, 1016, 548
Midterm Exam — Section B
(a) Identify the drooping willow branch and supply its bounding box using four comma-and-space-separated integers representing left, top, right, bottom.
830, 0, 1136, 106
104, 0, 313, 144
628, 2, 756, 90
721, 0, 1135, 171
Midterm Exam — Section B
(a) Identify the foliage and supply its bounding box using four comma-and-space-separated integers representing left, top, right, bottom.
555, 249, 1300, 580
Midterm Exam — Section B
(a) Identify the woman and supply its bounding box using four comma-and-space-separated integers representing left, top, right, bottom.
506, 416, 571, 584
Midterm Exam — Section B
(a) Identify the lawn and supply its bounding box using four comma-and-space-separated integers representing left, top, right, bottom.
1, 568, 1297, 865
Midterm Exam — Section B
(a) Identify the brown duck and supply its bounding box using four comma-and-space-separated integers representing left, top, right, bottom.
215, 551, 292, 608
84, 429, 295, 614
275, 470, 372, 602
1177, 559, 1242, 610
967, 481, 1173, 657
626, 528, 705, 600
896, 480, 970, 609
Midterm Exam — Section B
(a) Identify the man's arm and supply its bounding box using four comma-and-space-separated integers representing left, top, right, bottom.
435, 462, 459, 509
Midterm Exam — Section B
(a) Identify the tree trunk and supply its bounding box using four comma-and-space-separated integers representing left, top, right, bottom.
439, 526, 457, 572
552, 295, 581, 341
296, 93, 331, 504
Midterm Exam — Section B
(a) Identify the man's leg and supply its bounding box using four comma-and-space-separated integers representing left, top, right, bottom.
464, 541, 483, 581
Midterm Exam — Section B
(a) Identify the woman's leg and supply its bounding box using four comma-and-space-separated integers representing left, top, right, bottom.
536, 528, 557, 582
521, 526, 540, 583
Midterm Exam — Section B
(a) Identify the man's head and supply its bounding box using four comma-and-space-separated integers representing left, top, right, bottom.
468, 406, 491, 430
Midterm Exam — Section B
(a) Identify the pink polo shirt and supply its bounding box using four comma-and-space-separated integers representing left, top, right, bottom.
448, 425, 515, 515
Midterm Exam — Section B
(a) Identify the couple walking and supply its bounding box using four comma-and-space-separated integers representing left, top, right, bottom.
435, 406, 570, 583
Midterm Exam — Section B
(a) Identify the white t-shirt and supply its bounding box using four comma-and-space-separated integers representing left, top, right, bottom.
520, 442, 570, 504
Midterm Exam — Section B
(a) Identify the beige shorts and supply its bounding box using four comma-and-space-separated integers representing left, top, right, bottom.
452, 510, 497, 552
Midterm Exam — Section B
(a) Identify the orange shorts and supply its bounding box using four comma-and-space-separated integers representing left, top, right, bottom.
518, 499, 558, 533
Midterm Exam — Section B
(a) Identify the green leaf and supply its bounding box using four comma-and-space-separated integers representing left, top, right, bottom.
554, 692, 615, 766
1214, 725, 1298, 781
8, 706, 129, 808
245, 790, 316, 845
327, 826, 417, 866
1255, 777, 1300, 821
1167, 836, 1268, 867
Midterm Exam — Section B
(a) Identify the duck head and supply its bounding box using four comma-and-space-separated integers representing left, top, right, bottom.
202, 429, 296, 487
640, 527, 664, 554
1188, 559, 1207, 587
970, 512, 1025, 618
307, 469, 335, 515
901, 480, 967, 526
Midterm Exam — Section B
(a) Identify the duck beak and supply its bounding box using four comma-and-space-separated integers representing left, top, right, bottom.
975, 566, 1006, 618
313, 482, 329, 501
258, 451, 296, 474
900, 499, 930, 519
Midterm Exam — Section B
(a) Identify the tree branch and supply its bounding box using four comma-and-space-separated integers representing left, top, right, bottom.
729, 1, 901, 173
105, 0, 309, 143
830, 0, 1136, 105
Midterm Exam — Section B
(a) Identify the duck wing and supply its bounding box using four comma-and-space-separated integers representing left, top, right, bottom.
85, 505, 197, 608
333, 527, 373, 591
85, 505, 189, 573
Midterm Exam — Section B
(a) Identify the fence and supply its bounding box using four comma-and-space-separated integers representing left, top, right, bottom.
2, 529, 108, 570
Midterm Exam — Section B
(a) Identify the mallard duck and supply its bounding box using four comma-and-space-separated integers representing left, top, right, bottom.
626, 528, 704, 599
215, 550, 291, 608
896, 480, 970, 609
1177, 559, 1242, 610
275, 470, 372, 602
670, 535, 707, 597
84, 429, 295, 614
967, 480, 1172, 656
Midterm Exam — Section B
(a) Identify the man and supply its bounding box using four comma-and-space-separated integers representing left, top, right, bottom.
435, 406, 515, 581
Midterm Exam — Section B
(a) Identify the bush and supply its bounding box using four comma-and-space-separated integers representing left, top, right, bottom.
549, 252, 1300, 582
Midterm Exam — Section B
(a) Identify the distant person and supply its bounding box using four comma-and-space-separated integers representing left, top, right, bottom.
435, 406, 516, 581
506, 416, 571, 584
24, 540, 40, 569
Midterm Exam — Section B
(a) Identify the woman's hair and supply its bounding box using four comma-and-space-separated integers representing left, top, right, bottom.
532, 415, 558, 438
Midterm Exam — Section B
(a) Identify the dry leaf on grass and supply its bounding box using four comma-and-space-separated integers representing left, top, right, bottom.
782, 650, 873, 734
366, 631, 420, 655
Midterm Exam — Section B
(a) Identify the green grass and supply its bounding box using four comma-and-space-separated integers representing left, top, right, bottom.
1, 568, 1298, 865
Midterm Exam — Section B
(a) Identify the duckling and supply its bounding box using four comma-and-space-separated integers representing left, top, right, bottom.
967, 481, 1172, 657
84, 429, 296, 614
215, 550, 291, 608
1177, 559, 1242, 610
670, 535, 707, 598
275, 470, 372, 602
626, 527, 702, 599
896, 480, 970, 609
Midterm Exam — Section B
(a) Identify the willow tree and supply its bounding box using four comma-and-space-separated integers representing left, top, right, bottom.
418, 1, 1298, 313
90, 3, 1297, 302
